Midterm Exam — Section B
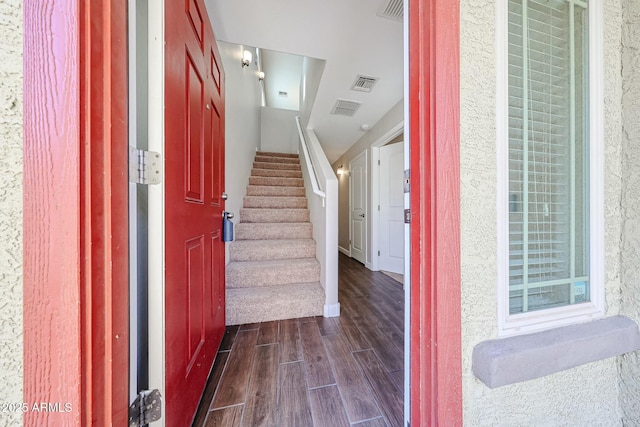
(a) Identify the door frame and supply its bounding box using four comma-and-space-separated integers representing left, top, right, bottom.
370, 121, 404, 272
375, 139, 405, 275
408, 0, 462, 425
349, 149, 368, 265
24, 1, 129, 425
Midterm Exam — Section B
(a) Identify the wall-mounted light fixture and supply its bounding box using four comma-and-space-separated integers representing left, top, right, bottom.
337, 165, 344, 176
258, 71, 265, 81
242, 50, 252, 67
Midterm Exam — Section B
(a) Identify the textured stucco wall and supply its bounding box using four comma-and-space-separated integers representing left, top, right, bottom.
620, 0, 640, 423
460, 0, 625, 424
0, 1, 22, 426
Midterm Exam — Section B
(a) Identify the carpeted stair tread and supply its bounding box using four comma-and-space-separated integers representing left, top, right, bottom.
249, 176, 304, 187
240, 208, 309, 223
226, 258, 320, 287
226, 282, 324, 325
246, 185, 305, 197
253, 161, 301, 171
225, 151, 323, 325
257, 151, 300, 158
229, 239, 316, 261
254, 155, 300, 164
251, 168, 303, 178
235, 222, 312, 240
243, 196, 307, 209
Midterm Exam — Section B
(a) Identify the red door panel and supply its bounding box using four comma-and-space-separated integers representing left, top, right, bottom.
165, 0, 226, 424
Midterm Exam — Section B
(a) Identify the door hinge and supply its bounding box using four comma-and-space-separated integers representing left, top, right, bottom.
403, 169, 410, 193
378, 204, 380, 211
404, 209, 411, 224
129, 146, 162, 185
378, 159, 381, 166
129, 389, 162, 427
378, 250, 381, 256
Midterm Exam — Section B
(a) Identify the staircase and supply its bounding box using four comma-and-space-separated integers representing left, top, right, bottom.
225, 151, 325, 325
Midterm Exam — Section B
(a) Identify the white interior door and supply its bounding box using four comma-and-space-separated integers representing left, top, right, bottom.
350, 151, 367, 264
379, 142, 404, 274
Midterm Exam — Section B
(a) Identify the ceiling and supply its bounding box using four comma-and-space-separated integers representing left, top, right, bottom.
204, 0, 405, 163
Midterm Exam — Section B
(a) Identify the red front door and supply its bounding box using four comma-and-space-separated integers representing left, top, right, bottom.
164, 0, 226, 423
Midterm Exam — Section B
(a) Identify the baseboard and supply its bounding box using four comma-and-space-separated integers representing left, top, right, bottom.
324, 303, 340, 318
338, 246, 351, 256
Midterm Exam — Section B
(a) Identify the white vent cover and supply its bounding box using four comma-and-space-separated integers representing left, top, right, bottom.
351, 75, 379, 93
377, 0, 403, 22
331, 99, 361, 117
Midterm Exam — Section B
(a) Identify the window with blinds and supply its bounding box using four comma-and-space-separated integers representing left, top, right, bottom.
508, 0, 590, 314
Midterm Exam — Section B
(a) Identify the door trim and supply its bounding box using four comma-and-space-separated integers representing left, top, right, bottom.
370, 121, 404, 272
349, 150, 368, 266
24, 1, 129, 424
147, 1, 167, 424
409, 0, 462, 425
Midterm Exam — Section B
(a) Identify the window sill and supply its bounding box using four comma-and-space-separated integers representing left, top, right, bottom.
472, 316, 640, 388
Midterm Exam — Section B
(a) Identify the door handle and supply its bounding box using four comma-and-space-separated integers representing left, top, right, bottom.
224, 211, 234, 219
221, 192, 228, 200
359, 213, 365, 218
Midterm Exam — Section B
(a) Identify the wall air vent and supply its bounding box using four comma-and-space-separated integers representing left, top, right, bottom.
331, 99, 361, 117
377, 0, 403, 22
351, 75, 379, 93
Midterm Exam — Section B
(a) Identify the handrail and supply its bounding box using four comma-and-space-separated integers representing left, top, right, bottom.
296, 116, 326, 199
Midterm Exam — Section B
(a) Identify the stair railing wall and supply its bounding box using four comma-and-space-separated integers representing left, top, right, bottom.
296, 116, 340, 317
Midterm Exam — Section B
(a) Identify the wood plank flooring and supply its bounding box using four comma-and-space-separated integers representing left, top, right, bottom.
192, 253, 405, 427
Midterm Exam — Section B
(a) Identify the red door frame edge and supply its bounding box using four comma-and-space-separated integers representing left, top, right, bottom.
409, 0, 462, 425
24, 1, 129, 425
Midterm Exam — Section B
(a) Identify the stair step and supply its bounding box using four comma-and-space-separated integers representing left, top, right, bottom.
246, 185, 306, 197
243, 196, 307, 209
240, 208, 309, 223
226, 282, 324, 325
235, 223, 313, 240
251, 168, 303, 178
229, 239, 316, 261
255, 155, 300, 164
226, 258, 320, 287
249, 176, 303, 187
257, 151, 300, 158
253, 161, 301, 171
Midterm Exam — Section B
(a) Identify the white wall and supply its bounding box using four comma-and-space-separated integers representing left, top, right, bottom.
217, 41, 262, 259
300, 128, 339, 316
0, 1, 22, 426
620, 0, 640, 423
460, 0, 627, 424
260, 107, 299, 154
332, 100, 404, 264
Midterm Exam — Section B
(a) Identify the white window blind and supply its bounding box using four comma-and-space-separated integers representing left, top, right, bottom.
508, 0, 589, 314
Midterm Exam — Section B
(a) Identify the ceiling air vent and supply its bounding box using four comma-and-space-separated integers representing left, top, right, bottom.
377, 0, 403, 22
351, 75, 379, 93
331, 99, 361, 117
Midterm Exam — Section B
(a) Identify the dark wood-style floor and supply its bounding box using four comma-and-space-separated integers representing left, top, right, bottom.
192, 253, 405, 427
